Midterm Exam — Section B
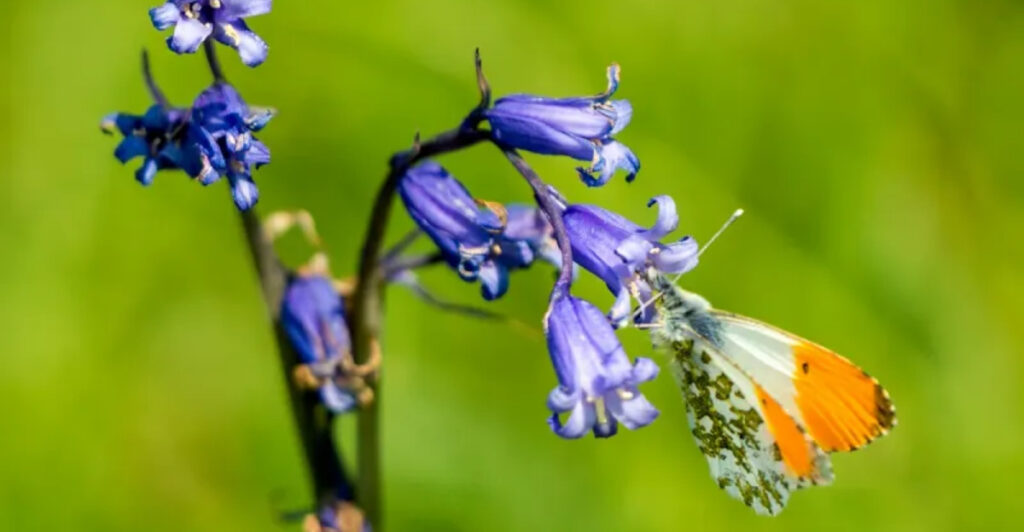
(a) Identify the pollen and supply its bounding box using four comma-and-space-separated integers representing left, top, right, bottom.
221, 23, 241, 45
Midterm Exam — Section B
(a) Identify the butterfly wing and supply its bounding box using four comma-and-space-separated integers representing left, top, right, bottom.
709, 311, 897, 452
661, 335, 833, 516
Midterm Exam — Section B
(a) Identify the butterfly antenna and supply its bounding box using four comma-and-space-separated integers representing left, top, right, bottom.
697, 208, 744, 258
631, 208, 744, 322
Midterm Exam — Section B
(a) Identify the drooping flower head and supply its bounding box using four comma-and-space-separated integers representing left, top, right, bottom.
281, 274, 358, 414
563, 195, 698, 325
544, 288, 659, 438
485, 64, 639, 187
102, 104, 192, 186
185, 82, 273, 210
398, 161, 540, 300
149, 0, 272, 67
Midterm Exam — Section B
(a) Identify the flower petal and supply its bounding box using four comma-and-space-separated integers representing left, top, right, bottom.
606, 391, 659, 430
638, 195, 678, 240
188, 125, 226, 176
321, 382, 358, 414
214, 20, 268, 67
488, 98, 615, 139
114, 136, 148, 162
607, 99, 632, 135
216, 0, 273, 20
244, 139, 271, 167
478, 261, 509, 301
547, 386, 579, 413
548, 400, 594, 439
609, 286, 632, 328
652, 236, 699, 274
149, 3, 180, 30
486, 111, 595, 161
167, 17, 212, 54
614, 234, 652, 267
135, 157, 159, 186
631, 357, 660, 383
229, 174, 259, 210
577, 140, 640, 187
244, 107, 275, 131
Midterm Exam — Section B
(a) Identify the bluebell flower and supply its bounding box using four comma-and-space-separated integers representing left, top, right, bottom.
185, 82, 273, 210
149, 0, 272, 67
398, 161, 540, 300
281, 274, 359, 414
485, 64, 639, 187
562, 195, 698, 325
545, 289, 659, 438
102, 104, 192, 186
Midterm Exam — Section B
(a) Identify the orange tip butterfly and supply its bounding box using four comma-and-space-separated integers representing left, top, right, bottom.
644, 211, 896, 516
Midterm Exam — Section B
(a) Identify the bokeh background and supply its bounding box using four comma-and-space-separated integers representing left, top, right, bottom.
3, 0, 1023, 530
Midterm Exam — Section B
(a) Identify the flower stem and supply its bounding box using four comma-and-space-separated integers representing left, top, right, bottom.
203, 40, 227, 83
235, 208, 350, 506
140, 50, 170, 109
201, 41, 351, 514
348, 125, 489, 528
498, 148, 575, 291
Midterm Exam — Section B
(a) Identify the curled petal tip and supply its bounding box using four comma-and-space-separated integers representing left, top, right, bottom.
602, 63, 622, 99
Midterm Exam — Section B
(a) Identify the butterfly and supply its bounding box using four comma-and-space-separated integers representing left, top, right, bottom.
645, 272, 896, 515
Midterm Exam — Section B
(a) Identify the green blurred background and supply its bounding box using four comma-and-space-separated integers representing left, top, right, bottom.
3, 0, 1022, 530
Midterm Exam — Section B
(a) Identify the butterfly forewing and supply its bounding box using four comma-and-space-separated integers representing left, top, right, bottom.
710, 312, 897, 452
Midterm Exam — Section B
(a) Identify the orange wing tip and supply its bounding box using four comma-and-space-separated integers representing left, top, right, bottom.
792, 342, 897, 453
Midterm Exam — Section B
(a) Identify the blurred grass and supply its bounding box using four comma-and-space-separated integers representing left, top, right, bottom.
2, 0, 1023, 530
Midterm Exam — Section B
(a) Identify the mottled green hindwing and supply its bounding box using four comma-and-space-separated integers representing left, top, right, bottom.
654, 332, 806, 516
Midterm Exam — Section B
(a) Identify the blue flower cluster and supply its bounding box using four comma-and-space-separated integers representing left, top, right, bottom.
397, 66, 700, 438
102, 5, 274, 211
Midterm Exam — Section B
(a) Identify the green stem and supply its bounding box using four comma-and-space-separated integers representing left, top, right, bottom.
348, 126, 489, 528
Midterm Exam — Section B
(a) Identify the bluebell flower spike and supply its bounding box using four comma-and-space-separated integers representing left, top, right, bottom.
545, 289, 659, 439
562, 195, 698, 326
149, 1, 272, 67
485, 64, 640, 187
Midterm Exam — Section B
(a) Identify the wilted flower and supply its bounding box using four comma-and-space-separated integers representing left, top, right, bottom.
562, 195, 698, 325
281, 274, 359, 414
102, 104, 191, 186
149, 0, 272, 67
186, 82, 273, 210
485, 64, 639, 187
545, 289, 659, 438
398, 161, 539, 300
